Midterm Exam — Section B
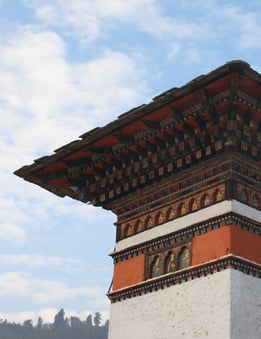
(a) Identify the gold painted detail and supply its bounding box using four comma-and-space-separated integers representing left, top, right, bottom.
147, 243, 192, 279
112, 213, 260, 263
108, 256, 261, 303
120, 186, 224, 240
113, 155, 260, 219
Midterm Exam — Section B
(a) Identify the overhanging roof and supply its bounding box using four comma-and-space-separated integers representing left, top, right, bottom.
14, 60, 261, 207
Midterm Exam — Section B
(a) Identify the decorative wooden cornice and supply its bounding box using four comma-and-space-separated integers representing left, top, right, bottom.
107, 255, 261, 303
14, 61, 261, 208
108, 153, 260, 220
111, 213, 261, 262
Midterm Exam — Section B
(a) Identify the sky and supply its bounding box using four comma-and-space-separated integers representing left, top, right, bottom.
1, 0, 261, 325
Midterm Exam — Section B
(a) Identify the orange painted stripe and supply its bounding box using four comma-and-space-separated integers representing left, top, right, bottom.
112, 225, 261, 291
230, 226, 261, 264
192, 225, 261, 266
113, 254, 145, 291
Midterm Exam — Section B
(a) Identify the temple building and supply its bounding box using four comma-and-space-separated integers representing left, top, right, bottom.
15, 61, 261, 338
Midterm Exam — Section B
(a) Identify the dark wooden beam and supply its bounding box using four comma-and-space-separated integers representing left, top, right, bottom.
89, 147, 112, 155
183, 122, 195, 136
136, 145, 148, 158
209, 106, 219, 125
119, 154, 131, 166
243, 109, 252, 126
111, 158, 123, 170
168, 105, 183, 120
67, 178, 86, 189
94, 167, 107, 177
142, 119, 161, 130
114, 134, 135, 144
195, 116, 206, 131
146, 141, 157, 153
197, 89, 210, 108
173, 127, 184, 141
154, 136, 166, 150
164, 131, 175, 145
102, 162, 113, 173
78, 173, 96, 183
61, 157, 92, 167
228, 102, 237, 120
128, 149, 140, 161
39, 168, 68, 180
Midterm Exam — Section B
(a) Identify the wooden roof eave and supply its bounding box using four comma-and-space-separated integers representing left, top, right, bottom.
14, 60, 259, 181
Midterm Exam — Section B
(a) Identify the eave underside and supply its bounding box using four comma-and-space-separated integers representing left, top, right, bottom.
14, 61, 261, 207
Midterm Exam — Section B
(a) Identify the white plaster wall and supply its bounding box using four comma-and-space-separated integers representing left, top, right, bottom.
109, 269, 232, 339
115, 200, 261, 252
231, 200, 261, 222
231, 270, 261, 339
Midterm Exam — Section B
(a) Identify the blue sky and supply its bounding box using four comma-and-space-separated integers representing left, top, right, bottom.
1, 0, 261, 324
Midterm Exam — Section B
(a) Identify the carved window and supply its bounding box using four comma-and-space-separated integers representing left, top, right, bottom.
164, 251, 176, 274
201, 193, 210, 207
146, 242, 191, 280
252, 194, 259, 208
214, 189, 222, 202
178, 247, 190, 270
166, 207, 175, 220
178, 203, 186, 216
126, 224, 134, 237
135, 220, 143, 232
240, 189, 248, 203
190, 199, 198, 211
151, 256, 162, 278
145, 216, 154, 229
155, 212, 164, 225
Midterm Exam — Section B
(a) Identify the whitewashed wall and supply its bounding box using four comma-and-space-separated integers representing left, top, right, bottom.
231, 270, 261, 339
109, 269, 261, 339
109, 200, 261, 338
109, 269, 232, 339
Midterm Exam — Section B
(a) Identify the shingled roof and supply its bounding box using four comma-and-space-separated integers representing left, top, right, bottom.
14, 60, 261, 207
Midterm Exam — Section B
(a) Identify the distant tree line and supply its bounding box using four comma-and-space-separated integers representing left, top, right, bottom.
0, 308, 109, 339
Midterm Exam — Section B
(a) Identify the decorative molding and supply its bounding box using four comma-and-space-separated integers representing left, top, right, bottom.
15, 61, 261, 207
145, 242, 192, 280
111, 154, 260, 218
107, 255, 261, 303
116, 169, 260, 241
112, 213, 261, 263
119, 183, 226, 240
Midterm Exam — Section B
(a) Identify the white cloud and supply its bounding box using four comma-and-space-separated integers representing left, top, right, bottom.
0, 28, 137, 326
0, 223, 26, 243
25, 0, 157, 42
221, 4, 261, 49
0, 26, 148, 158
20, 0, 261, 83
33, 280, 100, 304
0, 272, 30, 296
0, 271, 106, 305
0, 253, 84, 269
26, 0, 205, 45
0, 25, 147, 247
167, 42, 181, 59
24, 0, 261, 66
0, 308, 57, 325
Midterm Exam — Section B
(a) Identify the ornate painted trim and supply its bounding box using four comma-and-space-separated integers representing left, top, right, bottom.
112, 154, 260, 218
112, 213, 260, 263
107, 255, 261, 303
119, 183, 225, 240
145, 242, 192, 280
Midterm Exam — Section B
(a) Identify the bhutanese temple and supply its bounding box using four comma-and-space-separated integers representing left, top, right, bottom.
15, 60, 261, 339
